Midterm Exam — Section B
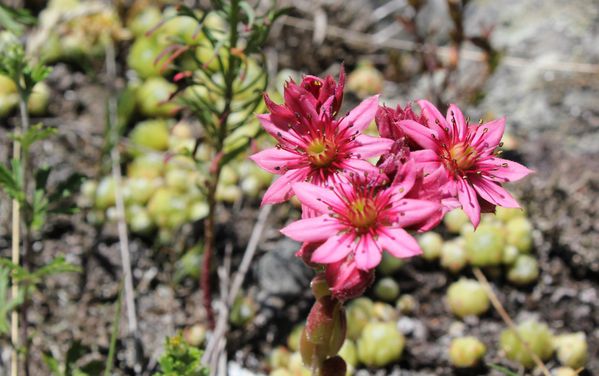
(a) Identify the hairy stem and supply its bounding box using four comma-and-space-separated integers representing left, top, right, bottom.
17, 90, 31, 376
201, 0, 240, 330
10, 125, 21, 376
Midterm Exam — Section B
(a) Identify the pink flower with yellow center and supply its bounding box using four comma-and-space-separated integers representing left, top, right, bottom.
251, 91, 392, 205
280, 172, 440, 270
399, 100, 533, 227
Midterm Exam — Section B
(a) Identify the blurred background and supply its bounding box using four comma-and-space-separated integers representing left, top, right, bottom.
0, 0, 597, 375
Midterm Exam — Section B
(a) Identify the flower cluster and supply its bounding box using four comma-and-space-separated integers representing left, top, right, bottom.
252, 69, 532, 301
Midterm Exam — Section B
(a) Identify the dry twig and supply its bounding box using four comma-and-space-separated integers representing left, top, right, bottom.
472, 268, 551, 376
105, 41, 142, 369
203, 204, 272, 375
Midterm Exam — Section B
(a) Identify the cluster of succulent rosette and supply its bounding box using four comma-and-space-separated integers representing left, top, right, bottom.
250, 67, 532, 374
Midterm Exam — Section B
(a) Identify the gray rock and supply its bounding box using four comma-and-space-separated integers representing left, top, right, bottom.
255, 238, 313, 297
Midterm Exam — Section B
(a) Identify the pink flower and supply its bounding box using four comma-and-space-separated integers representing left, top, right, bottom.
399, 100, 533, 227
280, 174, 440, 270
299, 66, 345, 116
325, 257, 374, 301
375, 103, 425, 142
251, 93, 392, 205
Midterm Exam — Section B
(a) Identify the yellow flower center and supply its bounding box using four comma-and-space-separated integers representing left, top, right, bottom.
307, 138, 337, 168
349, 198, 378, 230
446, 142, 477, 171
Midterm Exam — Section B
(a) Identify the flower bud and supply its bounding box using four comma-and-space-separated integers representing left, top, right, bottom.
507, 255, 539, 285
182, 324, 206, 347
318, 356, 346, 376
446, 279, 489, 318
302, 297, 347, 366
95, 177, 116, 210
377, 252, 404, 275
230, 295, 257, 327
346, 298, 373, 340
268, 346, 291, 370
357, 322, 405, 367
502, 245, 519, 265
449, 336, 486, 367
347, 61, 384, 99
440, 240, 467, 273
396, 294, 417, 315
311, 274, 331, 300
373, 277, 400, 302
418, 232, 444, 261
372, 302, 398, 322
499, 320, 554, 368
297, 242, 322, 269
325, 258, 374, 302
287, 323, 304, 352
495, 207, 525, 223
28, 82, 50, 116
338, 340, 358, 368
444, 208, 470, 234
136, 77, 180, 118
554, 332, 587, 369
130, 119, 171, 152
506, 217, 533, 253
465, 224, 504, 266
552, 367, 578, 376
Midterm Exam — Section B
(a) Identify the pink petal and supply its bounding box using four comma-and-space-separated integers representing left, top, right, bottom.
411, 149, 442, 174
338, 95, 379, 132
378, 227, 422, 258
471, 176, 520, 208
250, 148, 304, 174
311, 233, 354, 264
416, 99, 447, 134
472, 117, 505, 149
280, 215, 343, 243
351, 135, 394, 158
284, 82, 319, 121
390, 159, 418, 198
257, 114, 309, 149
446, 104, 467, 140
395, 198, 441, 228
261, 168, 309, 205
354, 235, 382, 270
400, 120, 441, 150
478, 157, 533, 183
457, 177, 481, 227
292, 182, 344, 213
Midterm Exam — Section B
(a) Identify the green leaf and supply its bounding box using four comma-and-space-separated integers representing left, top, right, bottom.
31, 256, 81, 282
0, 264, 25, 334
0, 161, 23, 202
65, 341, 89, 375
13, 123, 57, 151
43, 353, 64, 376
103, 287, 123, 376
239, 2, 255, 28
0, 5, 36, 35
489, 364, 519, 376
154, 334, 208, 376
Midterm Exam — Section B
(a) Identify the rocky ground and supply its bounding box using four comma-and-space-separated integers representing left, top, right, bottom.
0, 0, 598, 375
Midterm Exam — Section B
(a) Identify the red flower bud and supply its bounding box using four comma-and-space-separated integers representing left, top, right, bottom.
325, 257, 375, 302
301, 297, 347, 367
319, 356, 347, 376
296, 242, 323, 269
311, 273, 331, 300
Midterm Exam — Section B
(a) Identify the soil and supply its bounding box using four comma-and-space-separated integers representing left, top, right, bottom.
0, 0, 598, 375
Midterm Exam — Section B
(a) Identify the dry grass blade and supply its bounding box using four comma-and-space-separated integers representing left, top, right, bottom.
472, 268, 551, 376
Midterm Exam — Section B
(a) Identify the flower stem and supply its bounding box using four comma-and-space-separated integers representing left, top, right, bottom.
10, 122, 21, 376
201, 0, 241, 330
